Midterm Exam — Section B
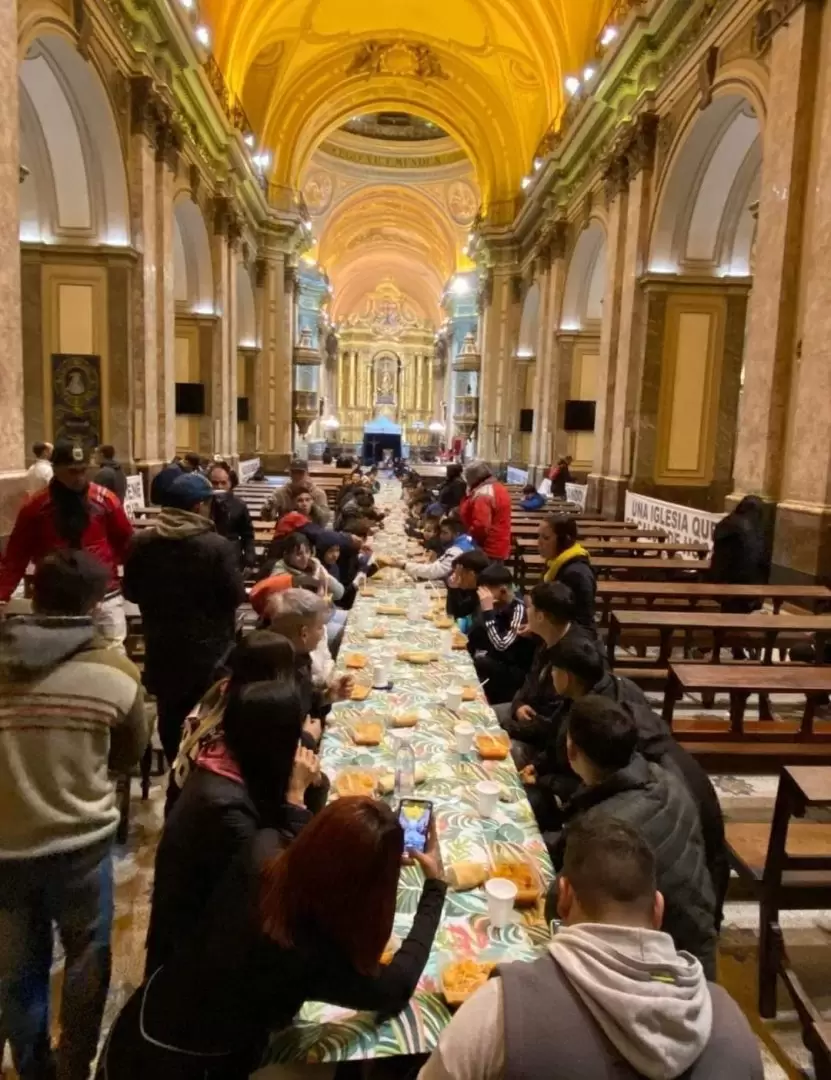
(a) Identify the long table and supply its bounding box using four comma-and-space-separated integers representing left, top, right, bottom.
268, 485, 553, 1065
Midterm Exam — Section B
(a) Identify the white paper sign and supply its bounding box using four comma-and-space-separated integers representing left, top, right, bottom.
507, 466, 529, 485
565, 483, 587, 510
624, 491, 723, 551
123, 474, 145, 520
538, 478, 552, 497
238, 457, 262, 483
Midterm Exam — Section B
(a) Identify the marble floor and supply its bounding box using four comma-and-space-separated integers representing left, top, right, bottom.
3, 702, 830, 1079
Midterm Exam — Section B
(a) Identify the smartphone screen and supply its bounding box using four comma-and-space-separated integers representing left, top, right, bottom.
398, 798, 433, 855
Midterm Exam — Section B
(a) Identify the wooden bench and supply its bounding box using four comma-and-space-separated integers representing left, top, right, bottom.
517, 552, 709, 588
726, 766, 831, 1031
608, 610, 831, 671
514, 536, 707, 558
663, 663, 831, 739
597, 582, 831, 625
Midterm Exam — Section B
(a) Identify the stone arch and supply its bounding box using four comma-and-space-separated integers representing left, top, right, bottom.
517, 281, 540, 357
19, 34, 129, 245
560, 221, 606, 331
236, 262, 257, 346
650, 93, 762, 276
173, 196, 214, 312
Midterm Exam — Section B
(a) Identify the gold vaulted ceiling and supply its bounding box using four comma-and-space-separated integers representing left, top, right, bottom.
203, 0, 614, 211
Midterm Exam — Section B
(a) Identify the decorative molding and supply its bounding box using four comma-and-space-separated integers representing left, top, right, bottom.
345, 41, 449, 81
626, 112, 659, 179
697, 45, 720, 110
754, 0, 810, 53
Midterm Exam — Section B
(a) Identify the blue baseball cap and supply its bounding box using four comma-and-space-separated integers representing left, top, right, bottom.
168, 472, 214, 509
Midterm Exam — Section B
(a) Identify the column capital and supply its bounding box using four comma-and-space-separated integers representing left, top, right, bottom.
213, 194, 244, 249
130, 75, 172, 148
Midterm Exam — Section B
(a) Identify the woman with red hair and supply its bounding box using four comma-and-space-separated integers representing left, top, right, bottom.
97, 798, 446, 1079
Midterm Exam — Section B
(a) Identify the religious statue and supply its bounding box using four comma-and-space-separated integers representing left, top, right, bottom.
377, 368, 394, 400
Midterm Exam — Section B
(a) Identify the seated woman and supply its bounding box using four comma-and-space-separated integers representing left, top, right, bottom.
145, 680, 317, 975
270, 532, 347, 652
208, 461, 256, 569
98, 798, 446, 1079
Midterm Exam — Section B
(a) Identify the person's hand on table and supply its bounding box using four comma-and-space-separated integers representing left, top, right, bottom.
408, 821, 444, 881
477, 586, 495, 613
287, 745, 319, 806
520, 764, 537, 786
330, 673, 354, 701
515, 704, 538, 725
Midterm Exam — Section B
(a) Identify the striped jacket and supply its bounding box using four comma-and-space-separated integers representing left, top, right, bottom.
0, 616, 148, 858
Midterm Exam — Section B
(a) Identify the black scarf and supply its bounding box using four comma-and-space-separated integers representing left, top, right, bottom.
50, 478, 91, 548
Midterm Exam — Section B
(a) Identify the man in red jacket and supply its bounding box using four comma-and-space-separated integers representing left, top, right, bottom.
0, 438, 133, 647
460, 460, 512, 562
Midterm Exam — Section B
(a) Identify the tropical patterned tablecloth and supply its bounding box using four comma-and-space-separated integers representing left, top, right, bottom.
264, 483, 553, 1065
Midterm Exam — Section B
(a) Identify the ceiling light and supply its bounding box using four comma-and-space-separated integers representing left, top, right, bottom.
450, 276, 471, 296
243, 133, 255, 149
252, 151, 271, 171
521, 176, 533, 191
194, 24, 210, 47
179, 0, 194, 8
303, 220, 313, 233
429, 421, 445, 433
600, 25, 619, 47
565, 75, 580, 96
583, 66, 596, 82
534, 157, 543, 172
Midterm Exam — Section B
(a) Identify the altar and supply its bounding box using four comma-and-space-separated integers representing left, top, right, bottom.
362, 415, 403, 465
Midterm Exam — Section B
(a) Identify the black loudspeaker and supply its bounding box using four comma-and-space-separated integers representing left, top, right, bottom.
175, 382, 205, 415
519, 408, 534, 434
564, 400, 596, 432
237, 397, 250, 422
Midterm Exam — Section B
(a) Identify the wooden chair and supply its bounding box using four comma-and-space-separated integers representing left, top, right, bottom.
725, 766, 831, 1023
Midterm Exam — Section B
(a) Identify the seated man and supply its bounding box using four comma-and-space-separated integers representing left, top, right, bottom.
446, 548, 491, 631
530, 635, 728, 927
493, 582, 589, 766
466, 564, 537, 705
546, 696, 718, 977
400, 514, 477, 583
419, 816, 760, 1080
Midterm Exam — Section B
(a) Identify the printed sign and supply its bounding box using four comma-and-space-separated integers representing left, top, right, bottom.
624, 491, 723, 551
507, 466, 529, 485
238, 457, 262, 483
51, 353, 101, 450
565, 483, 587, 510
123, 474, 145, 520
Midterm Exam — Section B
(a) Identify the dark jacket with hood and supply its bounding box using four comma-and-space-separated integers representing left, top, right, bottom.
211, 491, 256, 568
506, 624, 591, 749
94, 458, 128, 503
438, 474, 466, 511
0, 616, 147, 858
545, 551, 597, 637
123, 509, 246, 698
552, 754, 718, 977
709, 496, 770, 606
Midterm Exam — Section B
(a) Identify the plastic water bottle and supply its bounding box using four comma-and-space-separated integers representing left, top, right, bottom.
394, 733, 415, 797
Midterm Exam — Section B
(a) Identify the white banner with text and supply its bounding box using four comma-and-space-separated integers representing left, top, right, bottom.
238, 457, 262, 484
506, 466, 529, 486
624, 491, 723, 550
565, 483, 587, 510
123, 474, 145, 520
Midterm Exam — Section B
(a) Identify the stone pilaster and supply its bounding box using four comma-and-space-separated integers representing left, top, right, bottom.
155, 128, 177, 467
479, 251, 521, 463
528, 223, 567, 477
254, 247, 293, 469
212, 196, 242, 462
0, 0, 26, 536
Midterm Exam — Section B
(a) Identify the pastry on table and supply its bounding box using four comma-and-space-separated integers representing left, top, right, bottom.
366, 627, 386, 639
475, 732, 510, 760
389, 707, 429, 728
461, 686, 478, 702
434, 616, 454, 630
397, 651, 437, 664
335, 771, 377, 797
377, 765, 427, 795
345, 654, 368, 670
490, 861, 540, 906
447, 861, 488, 892
361, 587, 377, 597
350, 721, 383, 746
350, 684, 371, 702
452, 632, 468, 650
441, 959, 497, 1007
377, 604, 408, 616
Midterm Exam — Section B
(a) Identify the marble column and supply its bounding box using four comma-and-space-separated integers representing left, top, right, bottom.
528, 226, 567, 478
772, 0, 831, 580
479, 257, 521, 462
155, 132, 177, 467
210, 200, 240, 463
254, 248, 293, 469
0, 0, 26, 535
731, 0, 822, 505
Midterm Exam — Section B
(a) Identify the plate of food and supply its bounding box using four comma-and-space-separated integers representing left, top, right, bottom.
345, 654, 368, 670
440, 958, 497, 1007
488, 859, 541, 907
349, 720, 384, 746
334, 771, 377, 798
389, 707, 430, 728
396, 650, 438, 665
475, 732, 510, 761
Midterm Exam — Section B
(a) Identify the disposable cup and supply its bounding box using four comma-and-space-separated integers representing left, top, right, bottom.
485, 877, 518, 929
441, 630, 454, 655
454, 721, 475, 754
372, 663, 390, 689
445, 686, 463, 712
476, 780, 500, 819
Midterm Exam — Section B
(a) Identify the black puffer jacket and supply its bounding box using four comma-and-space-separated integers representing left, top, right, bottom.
549, 555, 597, 637
94, 459, 127, 503
211, 492, 256, 569
438, 476, 466, 511
551, 755, 717, 977
508, 625, 591, 750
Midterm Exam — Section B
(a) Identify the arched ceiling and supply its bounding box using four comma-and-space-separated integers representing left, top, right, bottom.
202, 0, 614, 210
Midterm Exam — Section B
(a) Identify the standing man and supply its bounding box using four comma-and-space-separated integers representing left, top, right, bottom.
123, 472, 246, 764
261, 459, 331, 525
0, 438, 133, 649
25, 442, 53, 495
460, 460, 512, 563
0, 551, 147, 1080
93, 444, 127, 503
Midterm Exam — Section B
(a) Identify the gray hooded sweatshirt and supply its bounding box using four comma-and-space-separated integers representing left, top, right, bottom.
418, 924, 762, 1080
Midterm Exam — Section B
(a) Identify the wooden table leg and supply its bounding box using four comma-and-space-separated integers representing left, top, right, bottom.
729, 691, 748, 736
662, 671, 678, 727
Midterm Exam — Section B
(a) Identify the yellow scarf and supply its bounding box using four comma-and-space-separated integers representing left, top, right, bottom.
544, 543, 591, 582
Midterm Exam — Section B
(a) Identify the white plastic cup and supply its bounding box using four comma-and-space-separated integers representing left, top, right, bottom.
441, 630, 454, 655
454, 721, 475, 754
445, 686, 463, 712
485, 877, 518, 929
373, 662, 390, 689
476, 780, 500, 819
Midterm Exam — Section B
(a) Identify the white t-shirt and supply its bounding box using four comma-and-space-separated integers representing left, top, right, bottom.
26, 459, 53, 493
